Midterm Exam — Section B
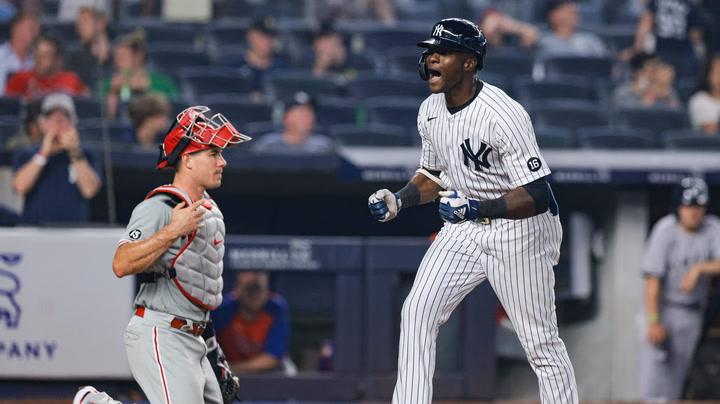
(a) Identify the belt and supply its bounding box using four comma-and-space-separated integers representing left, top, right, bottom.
477, 217, 491, 225
134, 306, 207, 337
663, 300, 702, 312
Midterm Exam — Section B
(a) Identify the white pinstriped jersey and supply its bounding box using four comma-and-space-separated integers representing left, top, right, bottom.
417, 81, 550, 199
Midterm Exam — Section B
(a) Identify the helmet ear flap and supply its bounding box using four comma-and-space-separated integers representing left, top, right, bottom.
418, 50, 430, 81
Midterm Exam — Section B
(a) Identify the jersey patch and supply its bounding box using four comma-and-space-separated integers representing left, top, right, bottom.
527, 157, 542, 172
129, 229, 142, 240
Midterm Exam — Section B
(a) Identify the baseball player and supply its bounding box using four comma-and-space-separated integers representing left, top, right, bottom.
640, 177, 720, 400
111, 106, 251, 404
368, 18, 578, 404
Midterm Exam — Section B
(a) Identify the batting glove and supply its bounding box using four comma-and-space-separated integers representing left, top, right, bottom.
368, 189, 401, 222
438, 190, 480, 224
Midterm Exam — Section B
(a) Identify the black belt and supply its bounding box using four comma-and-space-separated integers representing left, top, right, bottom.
664, 299, 702, 312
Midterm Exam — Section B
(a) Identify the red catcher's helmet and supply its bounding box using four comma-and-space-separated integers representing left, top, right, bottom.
156, 106, 251, 169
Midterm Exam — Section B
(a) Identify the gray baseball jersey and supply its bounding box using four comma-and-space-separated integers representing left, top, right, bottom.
393, 81, 578, 404
120, 195, 209, 322
640, 213, 720, 400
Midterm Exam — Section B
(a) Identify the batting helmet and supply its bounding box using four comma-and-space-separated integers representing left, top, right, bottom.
417, 18, 487, 81
156, 106, 251, 169
676, 177, 709, 206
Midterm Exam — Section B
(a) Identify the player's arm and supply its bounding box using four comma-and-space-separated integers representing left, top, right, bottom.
632, 11, 653, 52
368, 169, 442, 222
112, 200, 205, 277
681, 259, 720, 294
438, 177, 554, 224
644, 275, 667, 345
231, 353, 280, 373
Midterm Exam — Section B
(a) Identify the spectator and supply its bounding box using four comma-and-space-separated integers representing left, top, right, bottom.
66, 6, 112, 90
480, 7, 539, 49
236, 17, 285, 97
126, 93, 171, 147
613, 52, 680, 110
252, 91, 334, 154
640, 177, 720, 401
98, 30, 179, 120
11, 93, 102, 224
688, 54, 720, 134
5, 35, 88, 100
631, 0, 703, 77
5, 99, 42, 150
311, 0, 396, 26
57, 0, 112, 21
212, 271, 290, 373
537, 0, 607, 59
0, 12, 39, 96
311, 21, 359, 80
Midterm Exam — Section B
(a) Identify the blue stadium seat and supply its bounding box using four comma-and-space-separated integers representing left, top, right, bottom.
596, 25, 636, 54
208, 25, 248, 48
329, 123, 411, 146
316, 97, 360, 127
267, 73, 341, 100
72, 97, 103, 120
178, 67, 254, 100
365, 97, 423, 133
515, 77, 598, 105
663, 129, 720, 150
482, 49, 535, 80
530, 101, 608, 132
534, 125, 575, 148
43, 21, 77, 44
576, 126, 655, 149
384, 47, 422, 74
543, 56, 614, 81
361, 28, 426, 53
200, 96, 274, 128
148, 47, 213, 71
0, 122, 19, 147
77, 119, 133, 144
242, 121, 280, 137
346, 75, 427, 99
615, 108, 689, 133
0, 97, 22, 116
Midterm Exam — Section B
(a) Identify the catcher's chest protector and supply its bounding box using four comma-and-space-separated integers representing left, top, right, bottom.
146, 185, 225, 310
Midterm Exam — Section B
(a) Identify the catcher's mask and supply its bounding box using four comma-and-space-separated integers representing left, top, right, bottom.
157, 106, 251, 170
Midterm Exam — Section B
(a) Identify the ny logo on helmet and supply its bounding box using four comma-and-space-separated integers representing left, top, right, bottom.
433, 24, 445, 37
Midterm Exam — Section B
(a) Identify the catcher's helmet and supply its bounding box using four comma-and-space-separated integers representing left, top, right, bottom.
156, 106, 251, 169
417, 18, 487, 80
676, 177, 709, 206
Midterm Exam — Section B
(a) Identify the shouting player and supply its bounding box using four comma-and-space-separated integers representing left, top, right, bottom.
111, 106, 250, 404
368, 18, 578, 404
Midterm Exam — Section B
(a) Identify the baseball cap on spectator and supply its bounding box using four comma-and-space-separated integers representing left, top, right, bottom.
544, 0, 575, 17
283, 91, 316, 113
250, 16, 277, 37
41, 93, 77, 123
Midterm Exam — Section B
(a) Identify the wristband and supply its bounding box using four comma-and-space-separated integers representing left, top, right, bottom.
32, 153, 47, 167
648, 313, 660, 323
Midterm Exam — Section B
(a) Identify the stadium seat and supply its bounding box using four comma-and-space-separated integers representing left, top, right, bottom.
267, 74, 341, 100
242, 121, 280, 137
77, 119, 133, 144
482, 49, 535, 80
361, 28, 426, 53
663, 129, 720, 150
576, 126, 655, 149
346, 75, 427, 99
43, 21, 77, 44
137, 25, 200, 46
365, 97, 423, 132
530, 101, 608, 132
615, 108, 689, 133
384, 47, 423, 74
515, 77, 598, 105
329, 123, 411, 147
72, 97, 103, 120
543, 56, 614, 81
200, 96, 274, 128
0, 122, 19, 146
148, 47, 213, 71
596, 25, 636, 54
0, 97, 22, 116
534, 125, 575, 148
208, 26, 248, 48
316, 97, 361, 127
178, 67, 254, 100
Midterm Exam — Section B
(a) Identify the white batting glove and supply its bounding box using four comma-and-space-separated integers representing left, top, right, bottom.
368, 189, 401, 222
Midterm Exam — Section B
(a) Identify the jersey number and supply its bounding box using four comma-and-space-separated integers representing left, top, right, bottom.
461, 139, 492, 171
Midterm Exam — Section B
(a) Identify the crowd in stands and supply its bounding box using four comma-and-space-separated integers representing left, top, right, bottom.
0, 0, 719, 225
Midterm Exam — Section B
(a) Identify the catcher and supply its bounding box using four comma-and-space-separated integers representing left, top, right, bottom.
110, 106, 251, 404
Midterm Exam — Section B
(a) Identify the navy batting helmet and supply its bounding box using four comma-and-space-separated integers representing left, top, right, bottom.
417, 18, 487, 80
676, 177, 709, 206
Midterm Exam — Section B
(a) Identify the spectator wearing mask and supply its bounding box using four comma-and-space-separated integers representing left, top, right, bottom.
613, 52, 680, 110
126, 93, 171, 148
212, 271, 291, 373
252, 91, 334, 154
689, 54, 720, 134
0, 12, 39, 96
5, 35, 88, 100
66, 6, 112, 89
11, 93, 102, 224
99, 30, 179, 120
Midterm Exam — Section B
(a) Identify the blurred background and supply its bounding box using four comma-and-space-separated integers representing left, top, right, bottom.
0, 0, 719, 402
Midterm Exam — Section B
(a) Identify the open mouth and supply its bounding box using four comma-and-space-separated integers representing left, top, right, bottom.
428, 68, 441, 83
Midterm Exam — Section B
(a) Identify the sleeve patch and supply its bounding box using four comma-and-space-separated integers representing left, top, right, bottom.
527, 157, 542, 172
128, 229, 142, 240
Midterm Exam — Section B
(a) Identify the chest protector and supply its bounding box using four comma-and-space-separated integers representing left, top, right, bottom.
145, 185, 225, 311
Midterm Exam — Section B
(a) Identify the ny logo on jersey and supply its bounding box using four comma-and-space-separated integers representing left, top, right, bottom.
460, 139, 492, 171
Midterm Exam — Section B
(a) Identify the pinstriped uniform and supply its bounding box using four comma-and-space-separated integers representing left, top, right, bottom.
393, 81, 578, 404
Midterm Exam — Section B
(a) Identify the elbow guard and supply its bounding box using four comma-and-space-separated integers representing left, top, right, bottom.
523, 177, 551, 215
